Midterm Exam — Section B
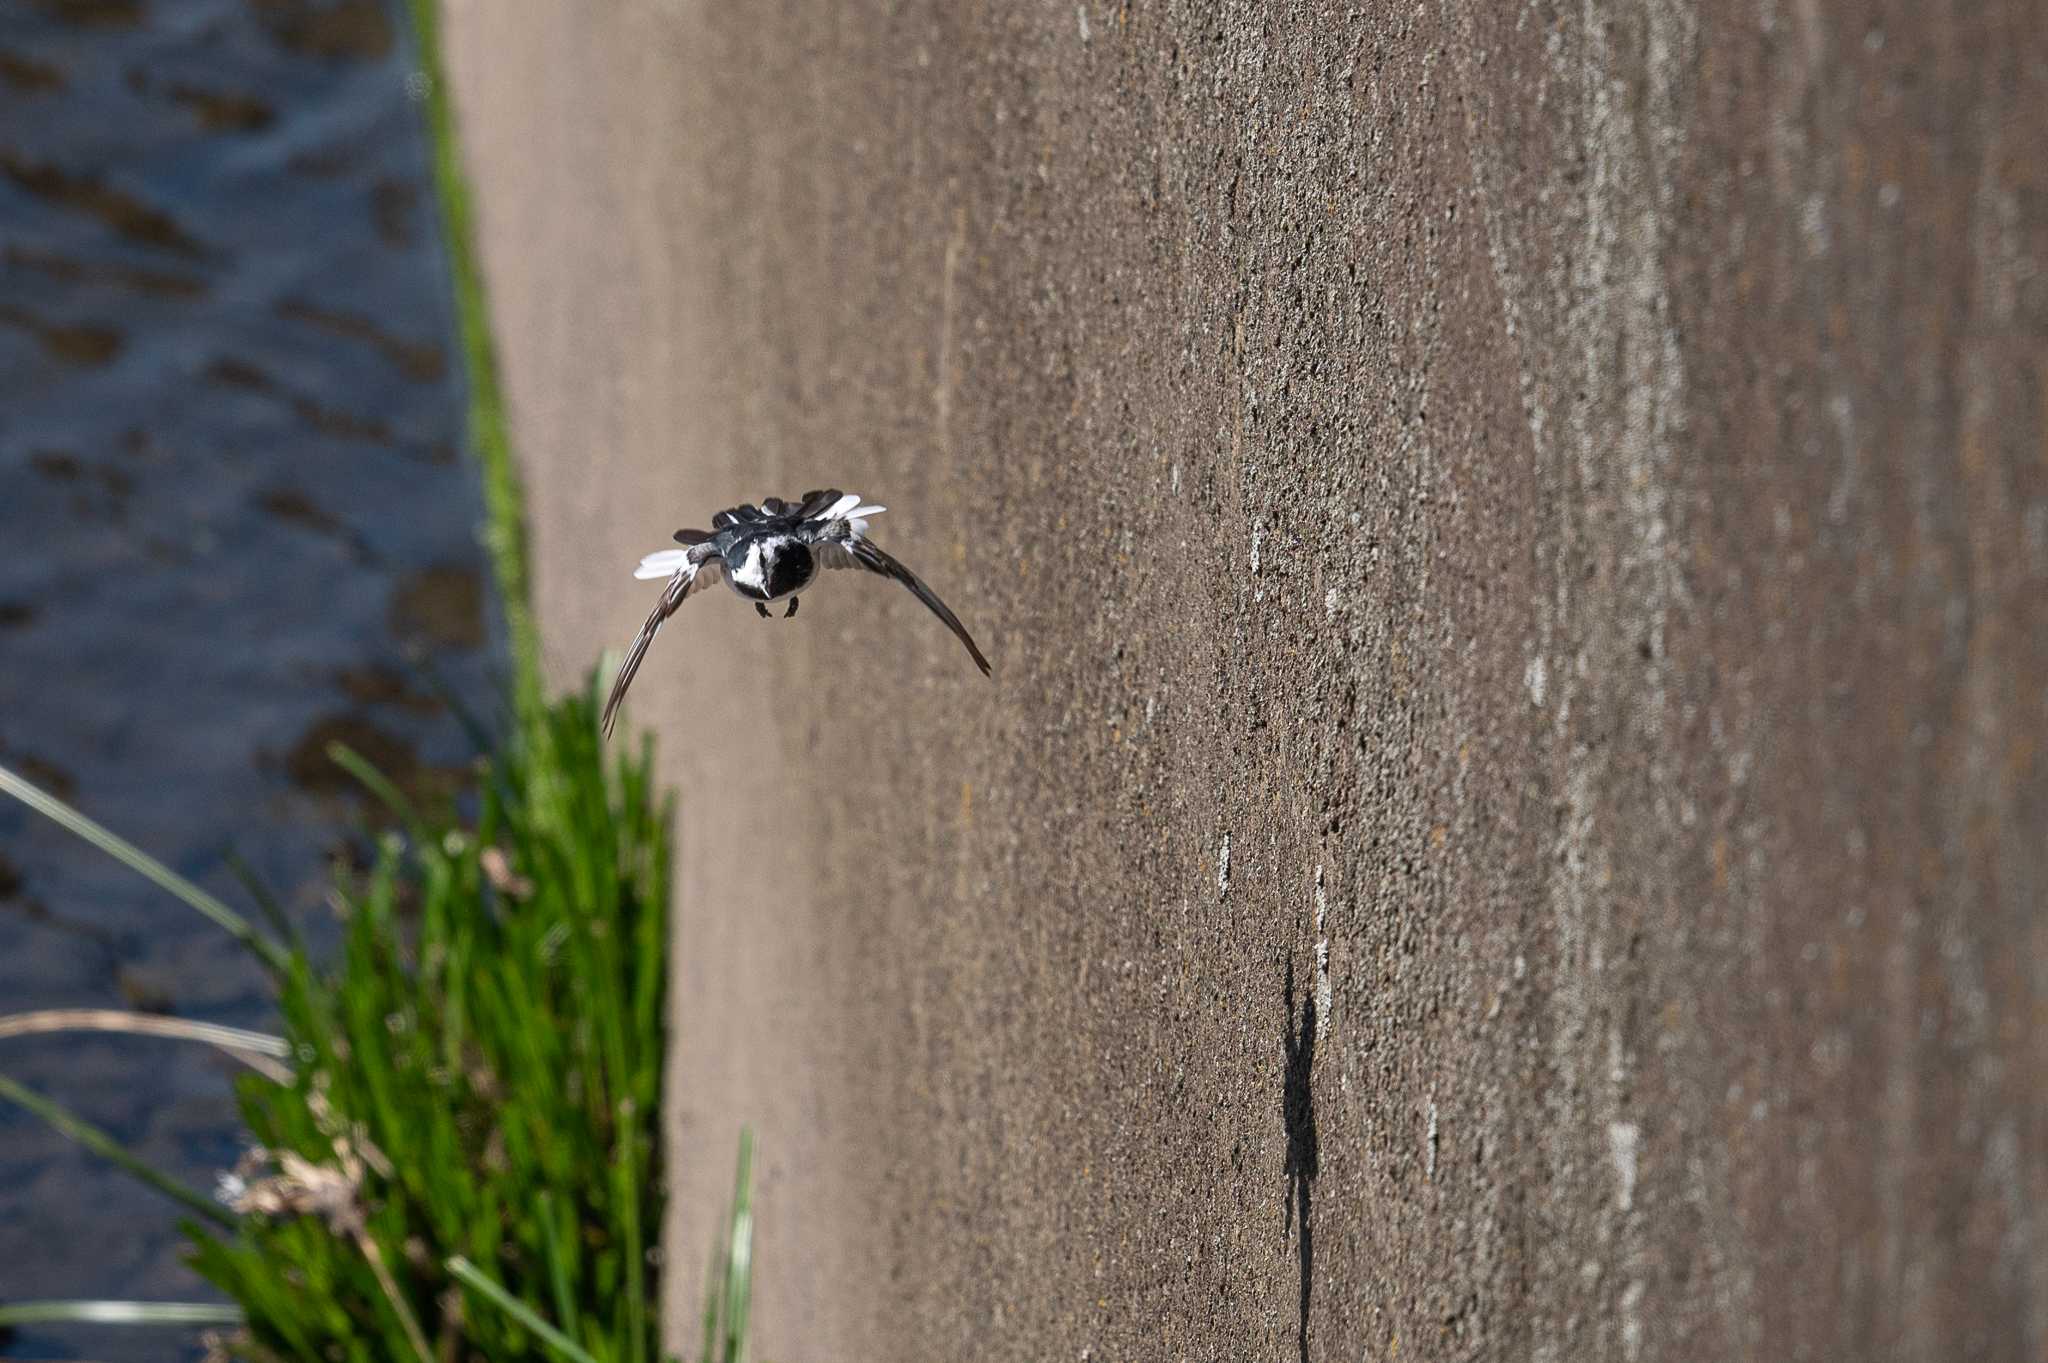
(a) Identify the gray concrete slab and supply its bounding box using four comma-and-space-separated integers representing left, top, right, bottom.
442, 1, 2047, 1357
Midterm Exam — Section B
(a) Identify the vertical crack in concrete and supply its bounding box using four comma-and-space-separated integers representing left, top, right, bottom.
1283, 957, 1320, 1363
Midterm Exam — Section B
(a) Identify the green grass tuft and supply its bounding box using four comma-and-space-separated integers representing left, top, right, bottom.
178, 678, 672, 1362
0, 685, 758, 1363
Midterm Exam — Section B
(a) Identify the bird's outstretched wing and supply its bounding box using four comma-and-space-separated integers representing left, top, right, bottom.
601, 549, 725, 739
803, 510, 992, 677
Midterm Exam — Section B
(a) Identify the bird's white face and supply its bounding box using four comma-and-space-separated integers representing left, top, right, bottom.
730, 541, 767, 594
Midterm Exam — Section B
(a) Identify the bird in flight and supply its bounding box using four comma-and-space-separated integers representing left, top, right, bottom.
600, 489, 993, 738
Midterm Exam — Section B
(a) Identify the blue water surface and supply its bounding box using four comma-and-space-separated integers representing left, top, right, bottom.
0, 2, 499, 1357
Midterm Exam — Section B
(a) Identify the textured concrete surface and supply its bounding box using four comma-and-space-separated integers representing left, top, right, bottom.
441, 1, 2046, 1358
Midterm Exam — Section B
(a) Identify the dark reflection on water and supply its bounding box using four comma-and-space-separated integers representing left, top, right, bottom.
0, 2, 497, 1357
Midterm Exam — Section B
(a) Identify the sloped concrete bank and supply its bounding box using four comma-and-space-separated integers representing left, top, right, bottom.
442, 2, 2045, 1358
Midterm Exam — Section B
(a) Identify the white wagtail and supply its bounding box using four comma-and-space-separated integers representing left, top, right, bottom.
600, 489, 993, 737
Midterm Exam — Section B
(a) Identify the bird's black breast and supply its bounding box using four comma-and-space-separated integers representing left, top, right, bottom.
764, 541, 815, 598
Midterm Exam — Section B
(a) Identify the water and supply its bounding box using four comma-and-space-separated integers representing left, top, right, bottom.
0, 2, 497, 1356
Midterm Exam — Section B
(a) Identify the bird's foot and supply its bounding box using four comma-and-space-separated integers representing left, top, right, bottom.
785, 598, 800, 619
754, 602, 771, 619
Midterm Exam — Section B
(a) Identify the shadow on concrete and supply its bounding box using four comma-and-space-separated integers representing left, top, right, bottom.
1283, 958, 1319, 1363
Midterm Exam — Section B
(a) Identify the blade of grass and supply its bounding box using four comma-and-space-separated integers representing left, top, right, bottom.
0, 762, 288, 972
617, 1102, 647, 1363
0, 1008, 291, 1082
447, 1256, 598, 1363
354, 1228, 434, 1363
327, 742, 430, 846
699, 1130, 754, 1363
535, 1189, 582, 1347
223, 848, 303, 953
0, 1300, 243, 1327
720, 1130, 755, 1363
0, 1072, 236, 1229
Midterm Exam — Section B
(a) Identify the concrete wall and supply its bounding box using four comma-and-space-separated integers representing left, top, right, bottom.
442, 1, 2046, 1357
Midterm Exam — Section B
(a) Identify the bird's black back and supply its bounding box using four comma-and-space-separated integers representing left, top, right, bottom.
677, 488, 845, 547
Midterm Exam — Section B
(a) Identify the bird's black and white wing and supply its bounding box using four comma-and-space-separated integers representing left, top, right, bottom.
600, 545, 725, 738
799, 493, 993, 677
